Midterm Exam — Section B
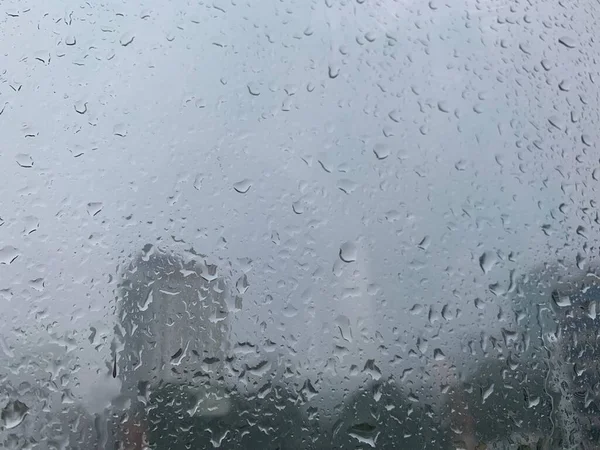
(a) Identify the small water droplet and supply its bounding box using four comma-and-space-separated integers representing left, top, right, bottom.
558, 36, 576, 48
15, 154, 33, 168
540, 59, 552, 71
582, 134, 593, 146
437, 101, 449, 113
548, 116, 564, 130
418, 236, 431, 250
65, 35, 76, 46
236, 274, 249, 294
120, 32, 135, 46
373, 143, 390, 160
558, 80, 571, 92
328, 64, 340, 79
0, 246, 20, 265
292, 200, 304, 214
233, 179, 252, 194
552, 290, 571, 307
337, 179, 359, 194
388, 109, 401, 123
479, 251, 497, 274
247, 82, 260, 96
113, 123, 127, 137
339, 241, 357, 263
86, 202, 103, 217
1, 400, 28, 429
74, 100, 87, 114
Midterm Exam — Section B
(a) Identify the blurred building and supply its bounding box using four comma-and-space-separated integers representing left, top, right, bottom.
115, 246, 232, 414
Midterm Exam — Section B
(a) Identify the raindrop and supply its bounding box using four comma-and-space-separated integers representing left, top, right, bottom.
233, 179, 252, 194
540, 59, 552, 71
328, 64, 340, 79
335, 315, 352, 342
552, 290, 571, 308
236, 274, 249, 294
548, 116, 564, 130
86, 202, 103, 217
558, 36, 576, 48
113, 123, 127, 137
337, 179, 359, 194
409, 304, 423, 315
437, 101, 449, 113
247, 82, 260, 96
1, 400, 28, 429
348, 423, 378, 447
388, 109, 401, 123
558, 80, 571, 92
65, 35, 76, 46
418, 236, 431, 250
15, 154, 33, 168
0, 246, 20, 265
373, 143, 390, 160
433, 348, 445, 360
479, 251, 497, 274
582, 134, 593, 146
292, 200, 304, 215
74, 100, 87, 114
120, 32, 135, 46
593, 168, 600, 181
339, 241, 357, 263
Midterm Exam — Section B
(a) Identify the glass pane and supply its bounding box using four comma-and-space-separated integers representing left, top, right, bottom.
0, 0, 597, 448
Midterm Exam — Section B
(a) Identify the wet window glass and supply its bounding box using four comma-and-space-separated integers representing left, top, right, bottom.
0, 0, 598, 449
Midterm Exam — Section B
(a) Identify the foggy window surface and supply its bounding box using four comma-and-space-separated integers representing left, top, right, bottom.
0, 0, 598, 448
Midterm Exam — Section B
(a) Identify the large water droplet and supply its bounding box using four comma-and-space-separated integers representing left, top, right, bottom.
0, 246, 20, 265
373, 143, 390, 160
339, 241, 357, 263
15, 154, 33, 168
86, 202, 103, 217
233, 179, 252, 194
558, 36, 576, 48
120, 32, 135, 46
1, 400, 28, 429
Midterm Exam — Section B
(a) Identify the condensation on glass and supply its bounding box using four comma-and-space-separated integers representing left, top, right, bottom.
0, 0, 597, 448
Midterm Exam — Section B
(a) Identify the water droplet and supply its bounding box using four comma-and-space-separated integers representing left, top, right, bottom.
15, 154, 33, 168
65, 35, 76, 46
541, 59, 552, 71
418, 235, 431, 250
593, 168, 600, 181
113, 123, 127, 137
74, 100, 87, 114
292, 200, 304, 214
348, 423, 378, 447
1, 400, 28, 429
236, 274, 249, 294
120, 32, 135, 46
548, 116, 564, 130
233, 179, 252, 194
437, 101, 449, 113
388, 109, 401, 123
558, 36, 576, 48
86, 202, 103, 217
328, 64, 340, 79
339, 241, 357, 263
479, 251, 497, 274
409, 304, 423, 315
373, 143, 390, 160
337, 179, 359, 194
433, 348, 445, 360
582, 134, 593, 146
552, 290, 571, 307
0, 246, 20, 265
558, 80, 571, 92
335, 315, 352, 342
247, 82, 260, 96
455, 159, 467, 171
